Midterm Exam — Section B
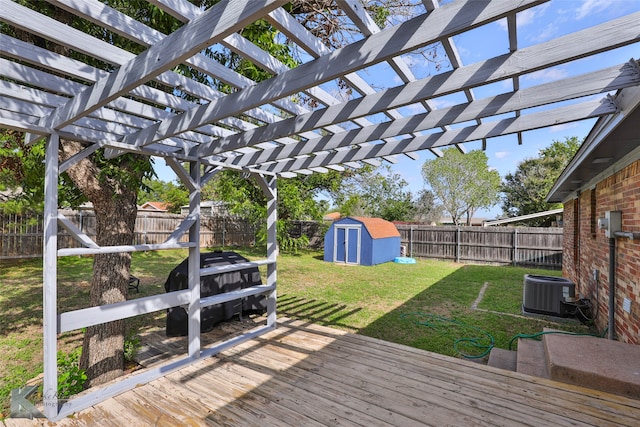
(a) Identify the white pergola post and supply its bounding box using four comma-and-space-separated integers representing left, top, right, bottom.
187, 161, 201, 358
42, 132, 59, 419
253, 174, 278, 327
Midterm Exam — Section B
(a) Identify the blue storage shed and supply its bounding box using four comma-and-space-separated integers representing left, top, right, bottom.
324, 217, 401, 266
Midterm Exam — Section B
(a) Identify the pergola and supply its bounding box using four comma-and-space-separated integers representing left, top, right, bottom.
1, 0, 639, 421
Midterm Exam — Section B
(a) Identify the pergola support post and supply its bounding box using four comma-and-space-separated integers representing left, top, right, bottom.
42, 133, 59, 419
187, 161, 201, 358
253, 174, 278, 328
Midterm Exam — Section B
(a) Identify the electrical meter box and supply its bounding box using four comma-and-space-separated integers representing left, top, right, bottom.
604, 211, 622, 238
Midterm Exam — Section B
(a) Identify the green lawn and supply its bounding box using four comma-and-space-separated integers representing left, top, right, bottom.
275, 251, 590, 358
0, 249, 592, 417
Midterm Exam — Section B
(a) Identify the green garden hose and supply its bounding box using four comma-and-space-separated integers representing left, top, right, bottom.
402, 312, 605, 359
401, 312, 495, 359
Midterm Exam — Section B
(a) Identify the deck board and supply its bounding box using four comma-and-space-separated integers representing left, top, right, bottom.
3, 318, 640, 426
269, 325, 635, 426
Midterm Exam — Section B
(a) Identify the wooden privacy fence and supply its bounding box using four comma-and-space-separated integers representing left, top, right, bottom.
395, 225, 563, 268
2, 213, 563, 268
0, 211, 256, 259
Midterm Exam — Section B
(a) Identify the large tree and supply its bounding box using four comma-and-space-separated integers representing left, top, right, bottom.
421, 148, 501, 225
501, 136, 581, 226
331, 165, 415, 221
0, 0, 165, 386
412, 189, 442, 224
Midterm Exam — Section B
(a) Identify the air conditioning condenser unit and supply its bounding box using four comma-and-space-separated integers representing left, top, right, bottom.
522, 274, 575, 317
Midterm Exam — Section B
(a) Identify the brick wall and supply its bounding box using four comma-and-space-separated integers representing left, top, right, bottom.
562, 160, 640, 344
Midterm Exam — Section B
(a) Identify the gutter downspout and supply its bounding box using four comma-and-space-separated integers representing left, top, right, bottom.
608, 231, 640, 340
608, 237, 615, 340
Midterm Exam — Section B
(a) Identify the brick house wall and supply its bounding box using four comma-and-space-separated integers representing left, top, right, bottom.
562, 160, 640, 343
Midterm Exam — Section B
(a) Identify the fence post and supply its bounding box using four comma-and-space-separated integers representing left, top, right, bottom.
222, 216, 226, 248
410, 226, 413, 258
456, 226, 461, 263
513, 228, 518, 267
143, 214, 148, 244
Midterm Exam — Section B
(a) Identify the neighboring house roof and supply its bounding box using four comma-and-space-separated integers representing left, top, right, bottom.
180, 201, 228, 208
323, 212, 341, 221
0, 186, 22, 201
139, 201, 169, 211
351, 217, 400, 239
483, 208, 564, 227
439, 217, 487, 226
548, 87, 640, 203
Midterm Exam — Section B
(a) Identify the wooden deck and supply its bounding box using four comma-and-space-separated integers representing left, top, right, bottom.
4, 318, 640, 426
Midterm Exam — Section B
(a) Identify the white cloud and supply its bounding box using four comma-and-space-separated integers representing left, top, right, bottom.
551, 122, 579, 133
495, 151, 510, 159
456, 44, 470, 58
400, 54, 419, 68
403, 103, 427, 115
530, 23, 559, 42
522, 67, 569, 83
496, 17, 508, 31
575, 0, 610, 20
430, 98, 457, 109
496, 3, 551, 30
499, 79, 514, 91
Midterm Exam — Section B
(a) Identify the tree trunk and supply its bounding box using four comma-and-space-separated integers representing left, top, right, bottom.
80, 198, 137, 386
60, 141, 140, 387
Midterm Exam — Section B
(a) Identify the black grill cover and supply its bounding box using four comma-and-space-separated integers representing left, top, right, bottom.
165, 251, 266, 336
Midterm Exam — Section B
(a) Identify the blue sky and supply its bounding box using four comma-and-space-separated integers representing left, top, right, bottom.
154, 0, 640, 219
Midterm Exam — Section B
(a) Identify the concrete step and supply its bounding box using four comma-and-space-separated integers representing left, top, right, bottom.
516, 338, 549, 379
487, 347, 517, 371
543, 330, 640, 399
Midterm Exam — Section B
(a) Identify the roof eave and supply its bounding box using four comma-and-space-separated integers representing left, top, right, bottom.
547, 85, 640, 203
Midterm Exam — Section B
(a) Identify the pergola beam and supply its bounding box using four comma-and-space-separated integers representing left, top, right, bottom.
45, 0, 320, 145
196, 13, 640, 158
126, 0, 544, 148
222, 62, 640, 168
261, 98, 617, 173
32, 0, 285, 135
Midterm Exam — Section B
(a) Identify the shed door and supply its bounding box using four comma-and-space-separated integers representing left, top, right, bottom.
334, 225, 361, 264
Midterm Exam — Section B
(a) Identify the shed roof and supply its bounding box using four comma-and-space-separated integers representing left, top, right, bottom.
351, 217, 400, 239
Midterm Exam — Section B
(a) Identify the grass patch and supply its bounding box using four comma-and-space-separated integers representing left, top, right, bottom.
0, 249, 592, 417
275, 257, 590, 359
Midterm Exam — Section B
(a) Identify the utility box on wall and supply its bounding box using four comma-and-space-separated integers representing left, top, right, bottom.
324, 217, 400, 266
598, 210, 622, 238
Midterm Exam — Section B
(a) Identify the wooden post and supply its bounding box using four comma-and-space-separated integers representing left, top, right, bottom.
187, 161, 201, 359
410, 226, 414, 258
456, 226, 461, 263
513, 228, 518, 267
42, 133, 59, 419
253, 174, 278, 328
265, 177, 278, 328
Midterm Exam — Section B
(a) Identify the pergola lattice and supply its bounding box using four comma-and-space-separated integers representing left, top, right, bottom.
1, 0, 639, 421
